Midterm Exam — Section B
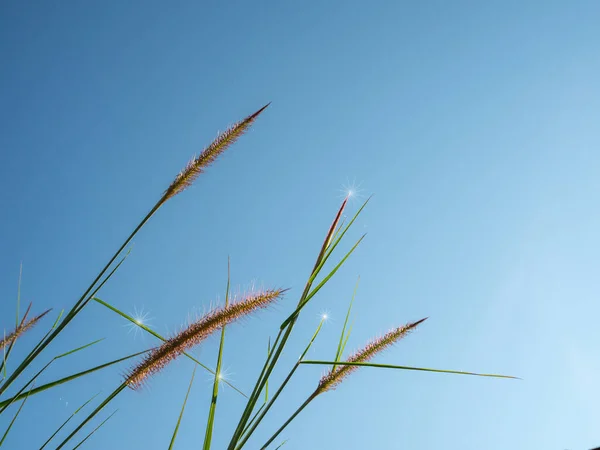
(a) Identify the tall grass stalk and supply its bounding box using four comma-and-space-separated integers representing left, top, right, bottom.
202, 258, 232, 450
227, 197, 352, 448
0, 105, 269, 397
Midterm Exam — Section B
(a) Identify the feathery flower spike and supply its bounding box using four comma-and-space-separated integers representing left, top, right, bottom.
0, 309, 52, 351
315, 317, 427, 394
126, 288, 285, 389
163, 103, 270, 201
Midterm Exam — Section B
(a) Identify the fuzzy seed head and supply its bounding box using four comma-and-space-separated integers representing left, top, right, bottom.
163, 103, 270, 201
316, 317, 427, 394
126, 287, 285, 389
0, 309, 51, 351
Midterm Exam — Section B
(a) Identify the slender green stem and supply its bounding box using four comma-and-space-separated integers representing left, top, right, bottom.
168, 368, 196, 450
0, 200, 163, 397
259, 393, 317, 450
236, 321, 324, 449
72, 409, 117, 450
0, 360, 52, 415
300, 361, 520, 379
0, 380, 33, 446
0, 350, 145, 409
227, 329, 282, 447
202, 259, 231, 450
55, 382, 128, 449
228, 298, 302, 448
241, 403, 266, 438
39, 393, 99, 449
230, 233, 332, 446
229, 199, 354, 448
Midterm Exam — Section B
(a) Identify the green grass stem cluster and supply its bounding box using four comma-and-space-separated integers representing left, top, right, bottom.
0, 104, 515, 449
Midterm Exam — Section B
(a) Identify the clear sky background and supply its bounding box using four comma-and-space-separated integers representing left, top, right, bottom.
1, 2, 600, 449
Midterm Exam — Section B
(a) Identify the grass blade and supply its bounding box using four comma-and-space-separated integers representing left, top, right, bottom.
0, 250, 131, 397
72, 410, 117, 450
39, 393, 100, 449
0, 351, 145, 409
299, 361, 520, 379
55, 382, 127, 449
265, 338, 271, 403
202, 259, 231, 450
235, 320, 325, 449
0, 381, 33, 446
0, 361, 52, 415
51, 310, 64, 330
303, 196, 371, 294
241, 403, 266, 438
229, 198, 356, 448
334, 277, 358, 368
259, 394, 315, 450
280, 234, 365, 330
169, 368, 196, 450
56, 338, 105, 359
0, 337, 103, 413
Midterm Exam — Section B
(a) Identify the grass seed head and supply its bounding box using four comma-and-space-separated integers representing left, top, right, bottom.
163, 103, 270, 202
126, 287, 285, 389
0, 309, 52, 351
316, 317, 427, 394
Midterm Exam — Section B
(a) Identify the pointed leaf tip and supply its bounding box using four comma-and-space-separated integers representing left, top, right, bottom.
250, 103, 271, 120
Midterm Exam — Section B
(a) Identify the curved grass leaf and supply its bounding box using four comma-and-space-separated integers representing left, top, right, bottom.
0, 250, 131, 397
229, 198, 362, 448
235, 320, 325, 450
169, 368, 196, 450
0, 337, 103, 413
280, 234, 365, 330
56, 382, 127, 449
0, 381, 33, 446
202, 259, 231, 450
72, 410, 117, 450
39, 393, 100, 449
334, 277, 358, 368
0, 350, 145, 409
299, 361, 520, 379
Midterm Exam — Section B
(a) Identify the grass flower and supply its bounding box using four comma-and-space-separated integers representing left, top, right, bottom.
315, 317, 427, 394
0, 309, 51, 351
126, 288, 285, 389
163, 103, 270, 201
258, 318, 428, 449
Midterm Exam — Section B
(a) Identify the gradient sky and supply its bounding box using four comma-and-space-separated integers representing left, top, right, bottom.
1, 2, 600, 449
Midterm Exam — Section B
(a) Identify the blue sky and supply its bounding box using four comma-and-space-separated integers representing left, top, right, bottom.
1, 1, 600, 449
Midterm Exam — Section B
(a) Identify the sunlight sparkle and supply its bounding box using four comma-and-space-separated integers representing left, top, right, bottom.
124, 306, 152, 340
339, 178, 365, 203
